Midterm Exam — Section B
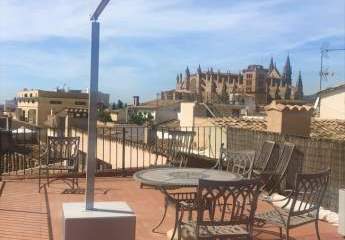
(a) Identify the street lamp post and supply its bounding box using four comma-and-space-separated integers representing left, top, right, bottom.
86, 0, 110, 210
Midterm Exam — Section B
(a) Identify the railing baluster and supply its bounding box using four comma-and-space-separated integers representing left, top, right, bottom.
136, 127, 139, 170
122, 127, 126, 176
130, 127, 132, 169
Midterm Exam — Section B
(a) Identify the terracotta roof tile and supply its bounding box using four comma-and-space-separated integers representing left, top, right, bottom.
264, 101, 313, 112
209, 116, 345, 141
209, 117, 267, 131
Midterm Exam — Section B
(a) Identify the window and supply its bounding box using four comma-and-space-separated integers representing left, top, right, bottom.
50, 100, 62, 104
75, 101, 87, 106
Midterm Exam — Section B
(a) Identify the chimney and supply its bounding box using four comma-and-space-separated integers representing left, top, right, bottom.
133, 96, 139, 106
265, 101, 314, 137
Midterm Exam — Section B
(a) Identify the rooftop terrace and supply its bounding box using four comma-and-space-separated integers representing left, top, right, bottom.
0, 178, 341, 240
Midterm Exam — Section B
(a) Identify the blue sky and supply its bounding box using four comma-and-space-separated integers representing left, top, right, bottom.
0, 0, 344, 103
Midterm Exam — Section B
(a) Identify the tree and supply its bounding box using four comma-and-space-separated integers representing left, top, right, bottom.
129, 112, 154, 125
117, 100, 124, 109
98, 110, 112, 122
111, 102, 117, 110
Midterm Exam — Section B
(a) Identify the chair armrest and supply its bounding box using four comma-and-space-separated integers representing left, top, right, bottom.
262, 194, 289, 203
167, 191, 197, 203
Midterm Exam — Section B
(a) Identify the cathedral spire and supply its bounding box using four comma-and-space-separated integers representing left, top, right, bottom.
185, 66, 190, 78
296, 70, 304, 99
197, 64, 202, 74
283, 54, 292, 85
269, 57, 274, 71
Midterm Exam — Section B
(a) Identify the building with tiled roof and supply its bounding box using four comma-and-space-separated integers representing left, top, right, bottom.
208, 116, 345, 141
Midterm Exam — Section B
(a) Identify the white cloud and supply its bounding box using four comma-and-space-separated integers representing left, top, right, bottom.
0, 0, 344, 102
3, 0, 343, 43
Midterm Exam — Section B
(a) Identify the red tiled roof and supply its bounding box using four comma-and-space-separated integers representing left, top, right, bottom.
209, 116, 345, 141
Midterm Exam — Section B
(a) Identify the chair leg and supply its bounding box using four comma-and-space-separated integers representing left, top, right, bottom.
46, 169, 49, 187
170, 206, 182, 240
38, 168, 41, 193
285, 228, 289, 240
279, 227, 283, 239
76, 176, 79, 188
177, 217, 182, 240
315, 220, 321, 240
152, 197, 169, 232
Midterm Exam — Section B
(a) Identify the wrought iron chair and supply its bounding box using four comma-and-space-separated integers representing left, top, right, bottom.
154, 129, 195, 168
143, 130, 194, 188
252, 140, 277, 176
0, 130, 14, 174
149, 130, 195, 238
260, 142, 295, 195
177, 178, 262, 240
222, 146, 255, 179
38, 137, 80, 192
255, 169, 330, 240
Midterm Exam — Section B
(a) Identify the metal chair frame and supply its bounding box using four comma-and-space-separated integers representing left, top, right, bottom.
149, 130, 195, 239
38, 136, 80, 192
178, 178, 262, 240
252, 140, 276, 174
256, 169, 331, 240
261, 142, 295, 195
154, 129, 195, 168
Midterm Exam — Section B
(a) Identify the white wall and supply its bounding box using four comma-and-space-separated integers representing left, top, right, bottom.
179, 102, 195, 128
320, 89, 345, 120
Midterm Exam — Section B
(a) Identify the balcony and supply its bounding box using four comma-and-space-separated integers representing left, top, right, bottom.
1, 124, 344, 240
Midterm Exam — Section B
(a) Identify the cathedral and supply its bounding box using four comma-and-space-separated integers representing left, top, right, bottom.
161, 56, 304, 105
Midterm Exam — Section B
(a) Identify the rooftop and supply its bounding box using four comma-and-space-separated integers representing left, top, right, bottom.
0, 178, 341, 240
209, 116, 345, 141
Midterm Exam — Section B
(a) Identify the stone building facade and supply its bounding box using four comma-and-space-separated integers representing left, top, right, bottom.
162, 56, 304, 106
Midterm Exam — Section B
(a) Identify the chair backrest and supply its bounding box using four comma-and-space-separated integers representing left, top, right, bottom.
275, 142, 295, 178
227, 152, 254, 179
284, 169, 330, 218
195, 178, 262, 235
265, 142, 295, 194
47, 137, 80, 167
0, 130, 15, 154
215, 144, 254, 178
253, 140, 276, 171
166, 130, 194, 167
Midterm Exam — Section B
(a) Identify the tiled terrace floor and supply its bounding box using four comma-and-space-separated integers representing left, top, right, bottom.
0, 177, 341, 240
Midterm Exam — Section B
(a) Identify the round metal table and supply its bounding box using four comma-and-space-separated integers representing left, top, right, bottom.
133, 167, 241, 188
133, 168, 241, 240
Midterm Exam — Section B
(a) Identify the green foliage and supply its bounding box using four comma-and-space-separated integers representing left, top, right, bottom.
98, 110, 112, 122
111, 99, 125, 110
130, 112, 154, 125
117, 100, 124, 109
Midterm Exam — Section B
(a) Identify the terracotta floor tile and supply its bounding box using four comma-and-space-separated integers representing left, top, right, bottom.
0, 178, 341, 240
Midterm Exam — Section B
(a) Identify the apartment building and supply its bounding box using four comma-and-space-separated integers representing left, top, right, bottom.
15, 89, 89, 126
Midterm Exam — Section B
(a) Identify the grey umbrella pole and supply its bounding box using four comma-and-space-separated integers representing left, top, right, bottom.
85, 0, 110, 211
